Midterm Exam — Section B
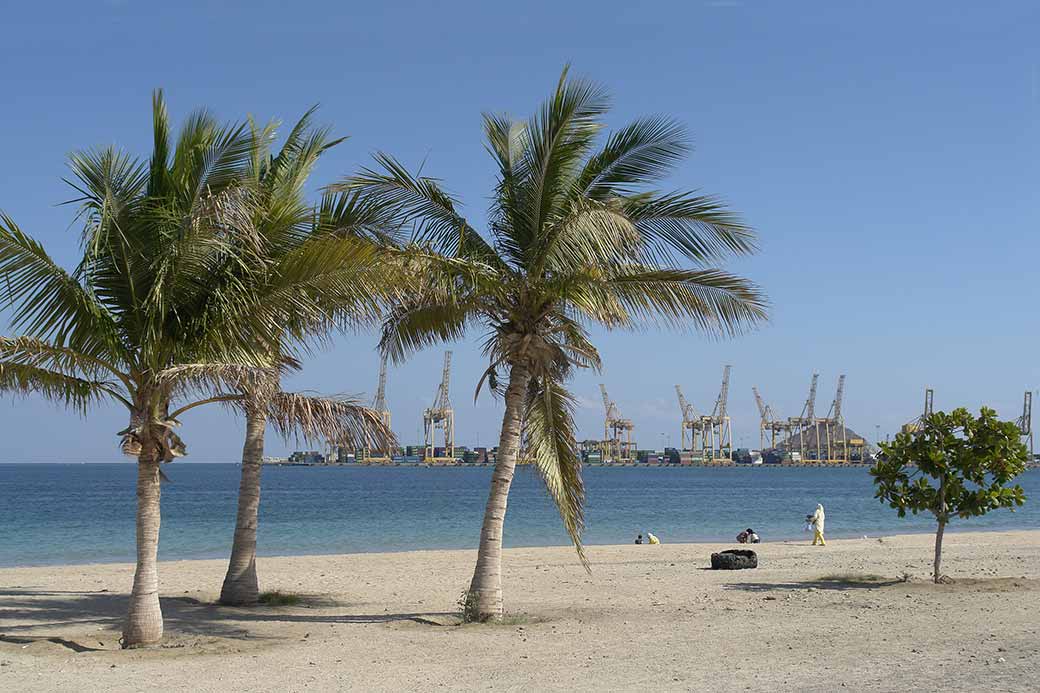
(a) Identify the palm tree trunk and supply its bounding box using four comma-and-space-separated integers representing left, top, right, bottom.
220, 404, 266, 606
465, 363, 530, 622
122, 446, 163, 648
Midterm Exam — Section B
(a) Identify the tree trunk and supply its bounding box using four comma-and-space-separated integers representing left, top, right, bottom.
934, 478, 947, 584
465, 363, 530, 622
933, 517, 946, 584
122, 447, 163, 647
220, 404, 266, 606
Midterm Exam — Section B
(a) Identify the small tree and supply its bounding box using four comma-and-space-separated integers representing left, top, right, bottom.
872, 407, 1028, 583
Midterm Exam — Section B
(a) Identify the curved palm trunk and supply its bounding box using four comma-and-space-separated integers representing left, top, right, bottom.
123, 447, 163, 647
465, 363, 530, 622
220, 405, 266, 606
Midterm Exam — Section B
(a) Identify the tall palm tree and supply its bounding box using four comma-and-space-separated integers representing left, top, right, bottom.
0, 93, 373, 646
341, 69, 768, 621
216, 112, 399, 606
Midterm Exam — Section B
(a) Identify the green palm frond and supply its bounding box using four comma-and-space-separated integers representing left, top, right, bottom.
622, 190, 757, 265
333, 153, 502, 264
0, 360, 118, 414
573, 116, 688, 198
524, 377, 587, 567
0, 214, 122, 357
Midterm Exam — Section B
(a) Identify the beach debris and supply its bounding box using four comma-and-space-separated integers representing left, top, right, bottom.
710, 549, 757, 570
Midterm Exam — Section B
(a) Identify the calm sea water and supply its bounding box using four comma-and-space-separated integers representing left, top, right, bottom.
0, 464, 1037, 567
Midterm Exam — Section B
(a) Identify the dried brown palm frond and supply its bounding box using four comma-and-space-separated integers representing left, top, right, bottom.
263, 391, 395, 451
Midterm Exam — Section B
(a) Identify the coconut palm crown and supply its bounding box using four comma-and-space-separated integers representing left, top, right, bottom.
339, 69, 768, 620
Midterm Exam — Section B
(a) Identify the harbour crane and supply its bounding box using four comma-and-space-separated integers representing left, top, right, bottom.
600, 384, 634, 463
1018, 391, 1033, 458
753, 386, 789, 451
902, 387, 934, 435
423, 352, 455, 463
786, 373, 819, 460
820, 374, 847, 462
702, 366, 733, 462
675, 385, 700, 451
362, 354, 393, 463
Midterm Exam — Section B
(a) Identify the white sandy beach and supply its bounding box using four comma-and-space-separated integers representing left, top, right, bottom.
1, 530, 1038, 692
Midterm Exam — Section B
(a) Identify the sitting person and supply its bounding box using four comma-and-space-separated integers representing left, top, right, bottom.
647, 532, 661, 545
634, 534, 643, 545
747, 528, 760, 544
736, 529, 750, 544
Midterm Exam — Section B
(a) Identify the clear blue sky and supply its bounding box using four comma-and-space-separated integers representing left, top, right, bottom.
1, 1, 1037, 461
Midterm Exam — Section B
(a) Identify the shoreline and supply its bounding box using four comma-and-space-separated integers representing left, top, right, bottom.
0, 523, 1030, 571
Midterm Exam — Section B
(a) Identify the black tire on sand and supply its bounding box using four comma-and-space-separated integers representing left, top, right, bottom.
710, 549, 758, 570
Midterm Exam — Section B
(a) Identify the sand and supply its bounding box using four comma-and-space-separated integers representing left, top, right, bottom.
1, 530, 1038, 692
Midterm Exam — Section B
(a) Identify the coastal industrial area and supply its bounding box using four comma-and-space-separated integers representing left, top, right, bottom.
271, 351, 1037, 468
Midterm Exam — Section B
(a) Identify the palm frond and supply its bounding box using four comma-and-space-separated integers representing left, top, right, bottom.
0, 360, 119, 414
157, 362, 283, 402
523, 376, 587, 567
575, 266, 769, 336
265, 391, 395, 451
333, 153, 502, 264
623, 190, 757, 265
0, 214, 123, 357
574, 116, 688, 198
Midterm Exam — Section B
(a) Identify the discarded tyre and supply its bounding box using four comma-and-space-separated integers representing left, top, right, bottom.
711, 549, 758, 570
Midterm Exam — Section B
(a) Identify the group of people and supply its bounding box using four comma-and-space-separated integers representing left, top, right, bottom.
632, 503, 827, 548
736, 528, 760, 544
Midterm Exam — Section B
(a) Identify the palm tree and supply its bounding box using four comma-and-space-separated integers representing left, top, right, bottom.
0, 93, 372, 646
216, 113, 399, 606
341, 69, 768, 621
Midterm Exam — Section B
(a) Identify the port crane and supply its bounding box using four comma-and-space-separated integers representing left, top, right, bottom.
600, 384, 634, 463
753, 386, 790, 451
702, 366, 733, 461
819, 374, 848, 462
675, 385, 701, 451
785, 373, 819, 460
1018, 391, 1033, 458
360, 354, 394, 463
423, 352, 455, 463
901, 387, 935, 435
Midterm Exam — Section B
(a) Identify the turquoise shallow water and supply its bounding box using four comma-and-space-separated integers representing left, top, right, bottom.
0, 464, 1037, 567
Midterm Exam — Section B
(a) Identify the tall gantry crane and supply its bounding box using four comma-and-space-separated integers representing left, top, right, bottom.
675, 385, 701, 451
820, 374, 847, 462
423, 351, 455, 463
753, 386, 790, 450
1018, 391, 1033, 458
786, 373, 819, 460
901, 387, 934, 435
702, 365, 733, 461
600, 384, 634, 463
362, 354, 393, 463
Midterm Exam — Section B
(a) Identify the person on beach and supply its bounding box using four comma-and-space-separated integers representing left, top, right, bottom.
737, 529, 749, 544
810, 504, 826, 546
647, 532, 661, 545
635, 534, 643, 544
747, 528, 760, 544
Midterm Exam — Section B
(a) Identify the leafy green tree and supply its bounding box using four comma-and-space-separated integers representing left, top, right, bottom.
872, 407, 1028, 583
342, 69, 767, 621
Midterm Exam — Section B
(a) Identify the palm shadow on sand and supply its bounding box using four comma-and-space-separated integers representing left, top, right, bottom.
0, 588, 458, 650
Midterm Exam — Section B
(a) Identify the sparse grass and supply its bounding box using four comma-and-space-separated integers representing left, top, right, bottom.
817, 573, 888, 585
258, 590, 302, 606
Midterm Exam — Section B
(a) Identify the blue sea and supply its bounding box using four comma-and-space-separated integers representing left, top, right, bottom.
0, 464, 1037, 568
